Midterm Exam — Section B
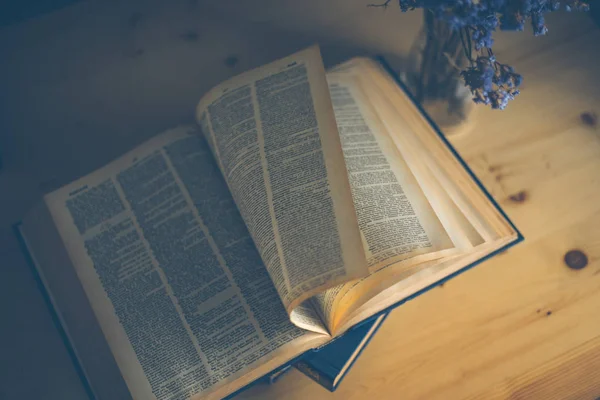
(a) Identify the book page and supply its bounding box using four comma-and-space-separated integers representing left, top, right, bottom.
327, 74, 456, 271
309, 67, 460, 332
336, 240, 513, 334
319, 58, 516, 334
195, 46, 368, 316
363, 58, 511, 240
358, 73, 487, 250
43, 126, 328, 400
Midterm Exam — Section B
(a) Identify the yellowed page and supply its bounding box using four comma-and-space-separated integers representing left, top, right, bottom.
195, 46, 368, 316
43, 126, 328, 400
348, 70, 487, 249
320, 58, 515, 335
327, 74, 456, 271
359, 58, 512, 239
329, 58, 491, 243
308, 70, 459, 332
334, 238, 515, 334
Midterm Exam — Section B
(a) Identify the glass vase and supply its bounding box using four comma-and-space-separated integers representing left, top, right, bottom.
401, 11, 475, 136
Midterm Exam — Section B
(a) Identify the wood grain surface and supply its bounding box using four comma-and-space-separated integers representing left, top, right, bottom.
0, 1, 598, 399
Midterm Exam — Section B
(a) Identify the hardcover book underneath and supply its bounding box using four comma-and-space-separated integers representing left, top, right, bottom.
17, 46, 522, 400
294, 312, 388, 391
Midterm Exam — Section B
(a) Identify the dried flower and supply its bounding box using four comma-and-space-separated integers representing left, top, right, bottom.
461, 55, 523, 110
565, 0, 590, 11
371, 0, 591, 109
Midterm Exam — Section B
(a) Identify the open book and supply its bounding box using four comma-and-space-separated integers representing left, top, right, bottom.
18, 46, 521, 400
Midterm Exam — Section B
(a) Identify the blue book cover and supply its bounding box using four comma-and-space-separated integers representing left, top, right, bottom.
294, 313, 388, 391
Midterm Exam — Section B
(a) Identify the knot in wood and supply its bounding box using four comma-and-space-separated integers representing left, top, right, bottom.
564, 249, 588, 270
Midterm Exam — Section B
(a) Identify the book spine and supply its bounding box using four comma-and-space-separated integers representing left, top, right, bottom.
295, 361, 335, 391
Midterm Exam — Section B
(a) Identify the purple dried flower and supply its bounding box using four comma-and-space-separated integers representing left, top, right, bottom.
461, 56, 523, 109
398, 0, 420, 12
488, 89, 513, 110
478, 57, 495, 90
531, 12, 548, 36
564, 0, 590, 11
379, 0, 591, 109
473, 29, 494, 49
500, 11, 526, 31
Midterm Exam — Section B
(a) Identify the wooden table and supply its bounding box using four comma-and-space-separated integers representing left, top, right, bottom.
0, 1, 598, 399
